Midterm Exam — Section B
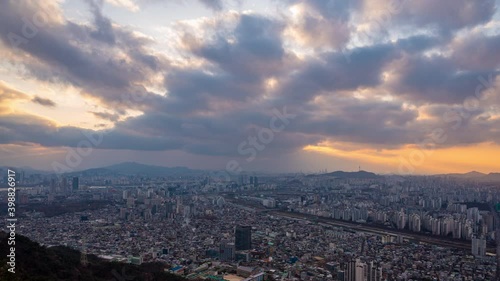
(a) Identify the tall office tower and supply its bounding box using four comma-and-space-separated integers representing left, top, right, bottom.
472, 237, 486, 257
72, 177, 79, 191
249, 176, 254, 185
253, 176, 258, 186
235, 225, 252, 251
219, 242, 235, 261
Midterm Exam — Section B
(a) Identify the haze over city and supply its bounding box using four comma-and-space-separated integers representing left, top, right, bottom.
1, 0, 499, 174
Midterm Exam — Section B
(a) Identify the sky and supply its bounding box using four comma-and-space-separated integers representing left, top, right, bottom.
0, 0, 499, 174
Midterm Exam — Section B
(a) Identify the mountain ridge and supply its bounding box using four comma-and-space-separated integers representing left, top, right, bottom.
2, 163, 499, 179
434, 171, 500, 182
73, 161, 203, 177
307, 170, 381, 179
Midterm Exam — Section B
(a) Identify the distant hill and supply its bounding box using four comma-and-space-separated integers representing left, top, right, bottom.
71, 162, 202, 177
435, 171, 500, 182
308, 170, 381, 179
485, 173, 500, 182
0, 231, 189, 281
462, 171, 487, 178
437, 171, 486, 178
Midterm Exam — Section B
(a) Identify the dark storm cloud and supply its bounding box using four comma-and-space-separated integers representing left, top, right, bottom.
0, 114, 183, 151
420, 108, 500, 147
452, 34, 500, 71
389, 54, 499, 104
32, 96, 56, 107
86, 0, 116, 44
187, 14, 288, 82
160, 13, 292, 115
275, 43, 400, 103
113, 109, 259, 155
198, 0, 223, 11
392, 0, 496, 33
90, 111, 120, 122
162, 69, 240, 114
394, 35, 444, 53
284, 98, 421, 147
304, 0, 354, 20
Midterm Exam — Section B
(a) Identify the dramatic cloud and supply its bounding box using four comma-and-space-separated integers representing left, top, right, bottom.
388, 54, 498, 104
285, 0, 353, 49
451, 33, 500, 71
0, 82, 29, 114
0, 82, 29, 102
0, 0, 499, 172
198, 0, 223, 11
90, 111, 120, 122
275, 43, 400, 104
0, 0, 168, 115
32, 96, 56, 107
396, 0, 496, 32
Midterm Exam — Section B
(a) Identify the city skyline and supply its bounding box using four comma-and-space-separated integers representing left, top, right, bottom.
1, 0, 500, 174
3, 160, 500, 177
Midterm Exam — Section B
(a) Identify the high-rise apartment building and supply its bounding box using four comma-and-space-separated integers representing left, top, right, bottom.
235, 225, 252, 251
72, 177, 79, 191
472, 237, 486, 257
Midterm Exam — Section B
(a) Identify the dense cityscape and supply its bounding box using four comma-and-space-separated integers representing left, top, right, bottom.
2, 165, 500, 280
